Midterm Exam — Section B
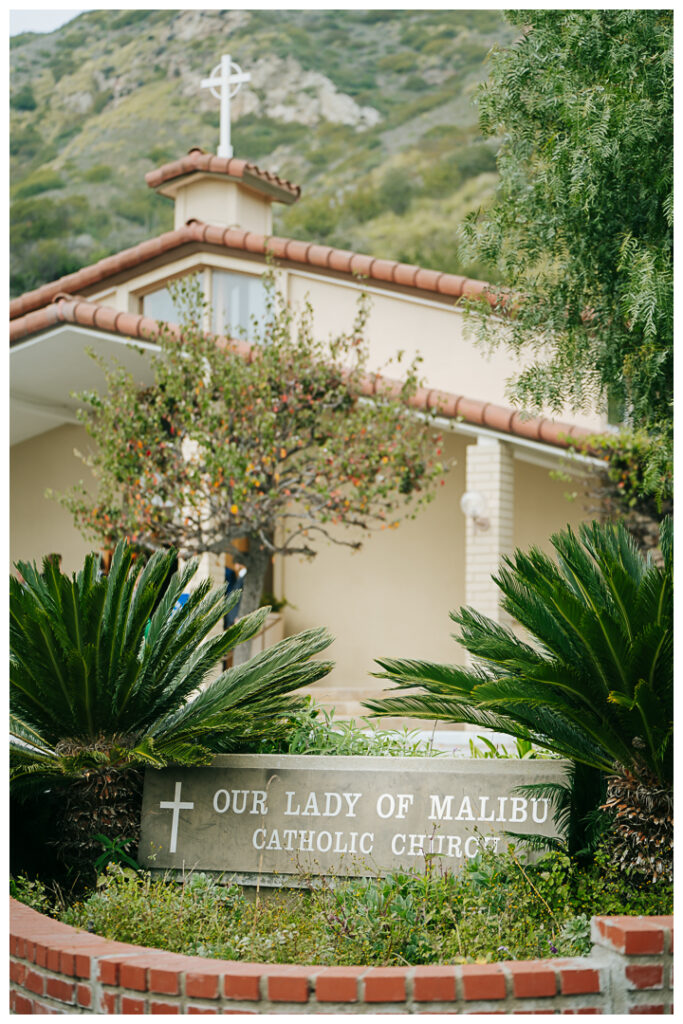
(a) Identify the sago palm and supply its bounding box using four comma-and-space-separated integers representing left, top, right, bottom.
10, 540, 334, 874
365, 518, 672, 876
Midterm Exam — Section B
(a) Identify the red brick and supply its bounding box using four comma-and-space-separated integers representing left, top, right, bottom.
224, 965, 262, 1000
629, 1005, 665, 1014
25, 968, 45, 995
461, 964, 506, 1001
363, 967, 407, 1003
9, 960, 27, 985
413, 965, 457, 1002
121, 994, 147, 1013
120, 961, 147, 991
626, 964, 664, 990
98, 959, 119, 985
149, 966, 180, 995
12, 992, 33, 1014
58, 947, 92, 978
561, 968, 601, 994
100, 991, 118, 1013
77, 983, 92, 1008
47, 947, 61, 972
315, 966, 363, 1002
151, 1000, 180, 1012
186, 971, 221, 999
59, 951, 76, 976
596, 917, 668, 955
507, 960, 557, 997
46, 976, 75, 1003
31, 998, 59, 1014
267, 966, 313, 1002
34, 941, 48, 968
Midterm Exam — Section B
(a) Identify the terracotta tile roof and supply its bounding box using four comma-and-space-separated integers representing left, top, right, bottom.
9, 295, 594, 453
9, 221, 497, 322
145, 147, 301, 204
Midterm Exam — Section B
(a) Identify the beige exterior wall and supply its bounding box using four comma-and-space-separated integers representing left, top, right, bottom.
514, 456, 590, 554
10, 424, 96, 576
87, 254, 606, 433
275, 434, 590, 710
278, 430, 468, 707
169, 177, 274, 234
286, 271, 604, 433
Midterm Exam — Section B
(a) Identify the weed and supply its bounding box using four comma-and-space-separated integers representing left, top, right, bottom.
23, 844, 670, 967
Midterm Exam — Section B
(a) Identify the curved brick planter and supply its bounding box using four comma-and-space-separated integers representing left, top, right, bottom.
10, 899, 672, 1014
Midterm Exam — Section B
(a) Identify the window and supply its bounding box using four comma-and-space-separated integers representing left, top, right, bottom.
140, 271, 267, 340
212, 271, 266, 340
141, 285, 185, 324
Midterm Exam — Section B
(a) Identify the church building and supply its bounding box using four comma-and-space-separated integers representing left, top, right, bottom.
10, 59, 606, 718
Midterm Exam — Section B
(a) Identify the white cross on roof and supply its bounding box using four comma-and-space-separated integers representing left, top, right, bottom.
201, 54, 251, 159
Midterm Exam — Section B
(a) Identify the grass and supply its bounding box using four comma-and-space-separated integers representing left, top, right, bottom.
13, 843, 672, 967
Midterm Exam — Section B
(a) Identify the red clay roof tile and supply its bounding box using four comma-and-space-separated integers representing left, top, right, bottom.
9, 296, 594, 453
145, 147, 301, 203
264, 236, 290, 261
457, 396, 487, 427
10, 222, 501, 322
284, 239, 312, 263
392, 263, 420, 288
461, 278, 491, 301
415, 268, 442, 292
349, 253, 374, 277
437, 273, 468, 298
371, 259, 397, 284
307, 244, 334, 269
327, 249, 355, 274
482, 404, 515, 434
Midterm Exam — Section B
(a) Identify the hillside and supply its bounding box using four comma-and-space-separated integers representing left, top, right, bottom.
10, 9, 516, 298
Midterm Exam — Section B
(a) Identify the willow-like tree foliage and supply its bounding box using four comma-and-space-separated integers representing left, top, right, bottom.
466, 10, 672, 465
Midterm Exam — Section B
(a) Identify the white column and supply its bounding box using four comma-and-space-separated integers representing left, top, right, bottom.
463, 437, 515, 629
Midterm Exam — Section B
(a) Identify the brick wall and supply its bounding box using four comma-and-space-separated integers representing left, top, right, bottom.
9, 899, 673, 1014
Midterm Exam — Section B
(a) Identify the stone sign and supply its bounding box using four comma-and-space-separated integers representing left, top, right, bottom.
138, 754, 569, 884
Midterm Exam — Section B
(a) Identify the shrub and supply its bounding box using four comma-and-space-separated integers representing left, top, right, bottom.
11, 170, 65, 200
10, 84, 37, 111
10, 540, 333, 883
42, 843, 672, 966
366, 518, 673, 876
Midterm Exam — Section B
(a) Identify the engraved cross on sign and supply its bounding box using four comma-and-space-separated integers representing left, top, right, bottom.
201, 54, 251, 159
159, 781, 194, 854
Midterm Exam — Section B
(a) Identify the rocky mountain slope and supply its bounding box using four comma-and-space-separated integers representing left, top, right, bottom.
10, 9, 516, 297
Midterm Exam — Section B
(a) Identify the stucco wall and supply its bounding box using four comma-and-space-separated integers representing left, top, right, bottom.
289, 269, 604, 433
514, 455, 591, 554
10, 424, 96, 576
278, 435, 590, 703
278, 429, 468, 701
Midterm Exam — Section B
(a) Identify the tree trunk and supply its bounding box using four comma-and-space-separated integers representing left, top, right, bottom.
232, 537, 273, 666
